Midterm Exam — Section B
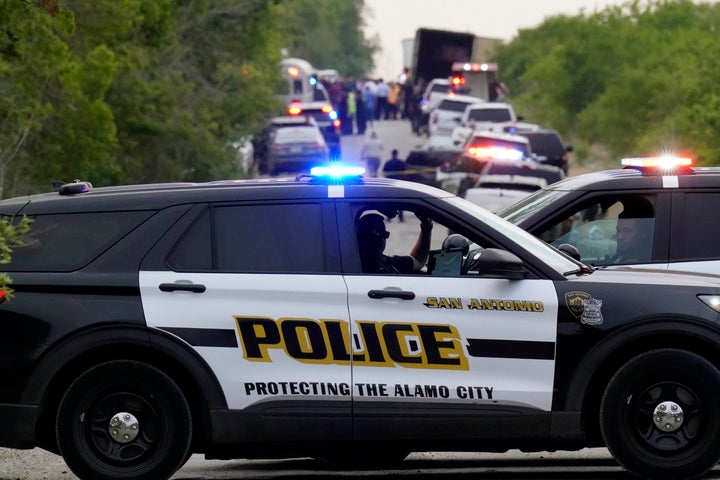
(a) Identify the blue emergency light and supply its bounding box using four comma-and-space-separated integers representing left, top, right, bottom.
310, 165, 365, 179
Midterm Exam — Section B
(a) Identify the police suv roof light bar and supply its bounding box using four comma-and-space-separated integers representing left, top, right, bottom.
621, 156, 693, 172
297, 165, 365, 184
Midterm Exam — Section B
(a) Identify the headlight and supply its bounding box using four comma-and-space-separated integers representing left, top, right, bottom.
698, 295, 720, 313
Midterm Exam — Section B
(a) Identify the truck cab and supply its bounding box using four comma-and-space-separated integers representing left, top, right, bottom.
450, 102, 526, 146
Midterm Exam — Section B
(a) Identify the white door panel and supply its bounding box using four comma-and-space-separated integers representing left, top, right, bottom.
140, 271, 351, 409
345, 275, 558, 411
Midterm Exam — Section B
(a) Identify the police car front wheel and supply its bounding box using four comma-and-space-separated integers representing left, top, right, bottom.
55, 360, 193, 480
600, 349, 720, 480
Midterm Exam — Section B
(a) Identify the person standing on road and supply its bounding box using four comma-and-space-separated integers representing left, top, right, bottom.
362, 83, 376, 127
382, 149, 407, 221
361, 131, 383, 177
346, 88, 357, 135
356, 96, 368, 135
375, 79, 389, 120
387, 82, 401, 120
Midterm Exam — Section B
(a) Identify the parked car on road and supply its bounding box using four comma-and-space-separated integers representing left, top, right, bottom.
428, 94, 483, 137
286, 101, 341, 161
517, 128, 573, 175
438, 130, 564, 198
462, 171, 548, 212
252, 115, 319, 175
267, 125, 329, 175
415, 78, 452, 136
450, 102, 524, 145
404, 138, 463, 187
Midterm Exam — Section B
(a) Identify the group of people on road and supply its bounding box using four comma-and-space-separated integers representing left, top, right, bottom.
322, 76, 409, 137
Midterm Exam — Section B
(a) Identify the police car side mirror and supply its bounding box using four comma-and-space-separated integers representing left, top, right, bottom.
474, 248, 527, 280
557, 243, 581, 261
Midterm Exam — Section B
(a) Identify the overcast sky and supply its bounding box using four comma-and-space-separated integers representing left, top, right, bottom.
363, 0, 632, 80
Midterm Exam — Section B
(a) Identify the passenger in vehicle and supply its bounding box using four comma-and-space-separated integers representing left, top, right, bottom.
611, 204, 654, 264
356, 212, 433, 274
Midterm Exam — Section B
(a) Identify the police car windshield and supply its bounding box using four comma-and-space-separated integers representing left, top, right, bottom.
445, 195, 583, 274
496, 188, 570, 225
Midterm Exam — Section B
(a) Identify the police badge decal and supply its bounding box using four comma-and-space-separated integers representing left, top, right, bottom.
581, 298, 603, 326
565, 291, 604, 326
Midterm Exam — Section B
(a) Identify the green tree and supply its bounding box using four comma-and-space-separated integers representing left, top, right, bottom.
494, 0, 720, 165
279, 0, 378, 78
0, 0, 117, 197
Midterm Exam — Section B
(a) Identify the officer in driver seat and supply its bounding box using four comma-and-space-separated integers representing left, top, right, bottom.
357, 212, 433, 274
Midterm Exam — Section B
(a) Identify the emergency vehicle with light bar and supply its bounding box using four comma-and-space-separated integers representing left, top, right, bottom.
279, 57, 330, 106
450, 61, 500, 100
2, 167, 720, 480
438, 130, 564, 199
499, 155, 720, 273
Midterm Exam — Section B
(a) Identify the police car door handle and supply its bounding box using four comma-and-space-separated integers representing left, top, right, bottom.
159, 282, 207, 293
368, 289, 415, 300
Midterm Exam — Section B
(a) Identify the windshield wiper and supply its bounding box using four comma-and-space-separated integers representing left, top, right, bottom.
563, 264, 595, 276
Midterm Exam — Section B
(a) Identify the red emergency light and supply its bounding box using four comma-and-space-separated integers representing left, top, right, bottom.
451, 74, 465, 87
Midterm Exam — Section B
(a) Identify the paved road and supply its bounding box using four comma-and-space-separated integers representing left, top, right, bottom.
5, 447, 720, 479
339, 117, 425, 171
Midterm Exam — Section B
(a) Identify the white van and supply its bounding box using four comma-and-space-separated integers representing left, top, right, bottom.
279, 57, 329, 106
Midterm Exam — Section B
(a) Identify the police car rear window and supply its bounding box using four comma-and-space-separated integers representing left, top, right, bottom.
468, 108, 513, 122
438, 99, 477, 112
677, 193, 720, 261
6, 211, 153, 271
167, 203, 326, 273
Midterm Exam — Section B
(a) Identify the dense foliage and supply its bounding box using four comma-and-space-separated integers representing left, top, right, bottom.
0, 0, 375, 197
494, 0, 720, 165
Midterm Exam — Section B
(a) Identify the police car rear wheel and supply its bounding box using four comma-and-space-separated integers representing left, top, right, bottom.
56, 360, 192, 480
600, 349, 720, 480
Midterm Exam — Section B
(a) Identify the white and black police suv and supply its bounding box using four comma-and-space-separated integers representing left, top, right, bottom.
499, 156, 720, 274
3, 166, 720, 480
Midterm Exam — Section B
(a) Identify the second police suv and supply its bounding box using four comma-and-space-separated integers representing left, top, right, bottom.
2, 166, 720, 479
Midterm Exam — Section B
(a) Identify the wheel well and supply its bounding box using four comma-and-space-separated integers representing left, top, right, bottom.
580, 331, 720, 445
35, 342, 211, 454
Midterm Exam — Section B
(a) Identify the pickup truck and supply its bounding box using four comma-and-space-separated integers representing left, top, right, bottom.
450, 102, 532, 146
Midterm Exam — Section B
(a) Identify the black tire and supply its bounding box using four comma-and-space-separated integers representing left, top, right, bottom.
600, 349, 720, 479
56, 360, 192, 480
